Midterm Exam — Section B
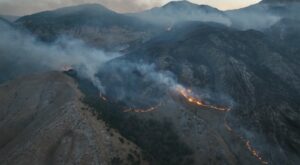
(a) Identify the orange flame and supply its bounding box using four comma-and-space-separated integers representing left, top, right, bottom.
176, 85, 267, 164
97, 85, 267, 164
175, 85, 230, 112
245, 141, 268, 164
224, 119, 268, 164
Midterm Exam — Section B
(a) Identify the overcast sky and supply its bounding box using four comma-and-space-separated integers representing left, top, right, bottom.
0, 0, 261, 16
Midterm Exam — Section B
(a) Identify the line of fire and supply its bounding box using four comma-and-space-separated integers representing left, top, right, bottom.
63, 66, 268, 165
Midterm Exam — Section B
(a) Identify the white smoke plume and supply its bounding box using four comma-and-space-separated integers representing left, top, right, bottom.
0, 21, 121, 91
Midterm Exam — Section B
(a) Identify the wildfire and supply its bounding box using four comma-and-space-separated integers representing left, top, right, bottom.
245, 141, 269, 164
96, 84, 267, 164
224, 119, 268, 164
124, 102, 161, 113
175, 85, 267, 164
175, 85, 230, 112
123, 106, 157, 113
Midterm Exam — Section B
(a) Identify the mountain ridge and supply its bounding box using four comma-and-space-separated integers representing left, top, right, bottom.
262, 0, 300, 3
0, 71, 148, 165
16, 3, 157, 50
130, 0, 231, 27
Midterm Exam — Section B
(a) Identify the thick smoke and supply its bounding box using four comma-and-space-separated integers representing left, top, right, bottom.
136, 63, 177, 88
0, 21, 120, 91
98, 60, 179, 106
99, 59, 234, 109
0, 19, 230, 108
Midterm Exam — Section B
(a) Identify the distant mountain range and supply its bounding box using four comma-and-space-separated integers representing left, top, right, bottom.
14, 0, 300, 45
130, 1, 231, 26
262, 0, 300, 3
16, 4, 157, 50
0, 1, 300, 165
225, 0, 299, 30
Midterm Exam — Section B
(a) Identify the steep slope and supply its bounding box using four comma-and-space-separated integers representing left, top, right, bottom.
16, 4, 157, 50
0, 72, 147, 165
0, 15, 19, 22
0, 17, 13, 27
99, 22, 300, 165
226, 0, 300, 30
268, 18, 300, 48
131, 1, 231, 27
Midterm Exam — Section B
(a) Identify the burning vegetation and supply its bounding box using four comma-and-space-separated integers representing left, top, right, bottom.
174, 85, 268, 164
224, 119, 269, 164
68, 69, 269, 165
123, 107, 157, 113
124, 103, 161, 113
246, 141, 269, 164
174, 85, 230, 112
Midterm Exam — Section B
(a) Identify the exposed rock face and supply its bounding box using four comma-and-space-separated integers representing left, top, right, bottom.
0, 72, 146, 165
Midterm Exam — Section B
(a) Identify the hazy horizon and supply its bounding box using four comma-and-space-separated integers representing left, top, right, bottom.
0, 0, 261, 16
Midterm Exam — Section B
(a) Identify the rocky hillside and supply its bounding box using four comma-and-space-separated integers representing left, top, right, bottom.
98, 22, 300, 165
0, 1, 299, 165
0, 15, 19, 22
16, 4, 158, 50
268, 18, 300, 48
226, 0, 300, 30
0, 72, 147, 165
131, 1, 230, 27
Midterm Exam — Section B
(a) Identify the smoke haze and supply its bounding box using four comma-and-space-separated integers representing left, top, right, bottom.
0, 0, 261, 16
0, 20, 120, 91
226, 4, 282, 30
